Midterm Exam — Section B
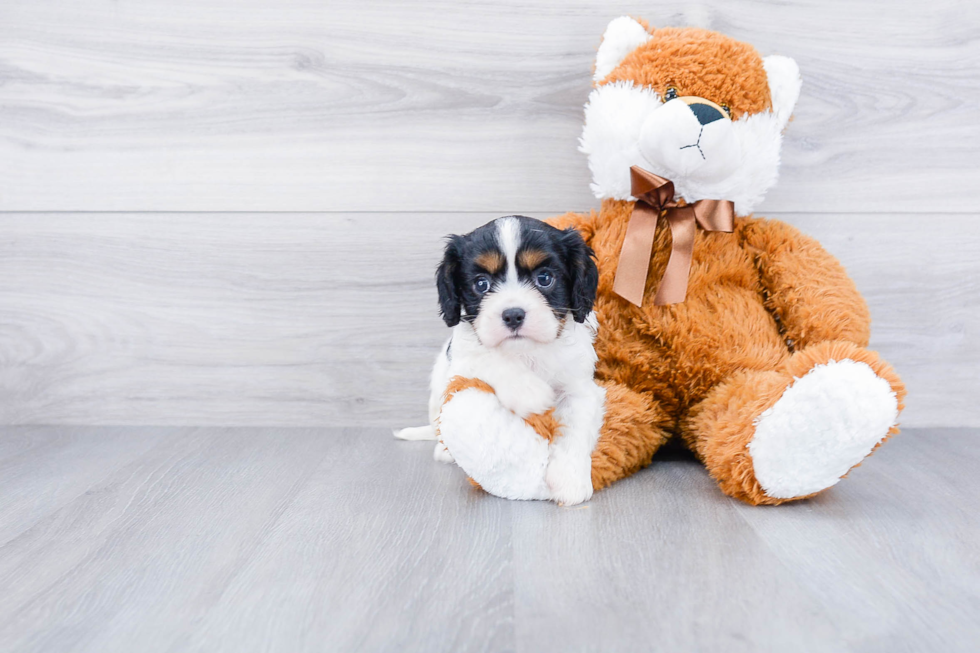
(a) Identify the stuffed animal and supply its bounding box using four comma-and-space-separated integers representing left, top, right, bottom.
440, 17, 906, 506
438, 376, 560, 501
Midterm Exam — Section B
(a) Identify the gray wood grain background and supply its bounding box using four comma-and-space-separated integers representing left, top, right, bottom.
1, 1, 977, 427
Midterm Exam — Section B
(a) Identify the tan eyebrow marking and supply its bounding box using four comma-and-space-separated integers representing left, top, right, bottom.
474, 250, 504, 274
517, 249, 548, 270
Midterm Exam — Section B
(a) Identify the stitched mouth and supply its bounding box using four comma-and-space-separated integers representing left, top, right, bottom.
679, 125, 706, 160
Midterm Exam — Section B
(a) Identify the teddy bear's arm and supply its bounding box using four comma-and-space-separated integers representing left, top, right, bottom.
740, 218, 871, 349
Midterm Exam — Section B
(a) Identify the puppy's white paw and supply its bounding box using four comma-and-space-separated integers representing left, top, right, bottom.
433, 441, 455, 464
495, 374, 556, 418
546, 457, 594, 507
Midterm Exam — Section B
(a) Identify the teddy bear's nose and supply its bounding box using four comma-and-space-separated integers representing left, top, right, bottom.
688, 102, 724, 126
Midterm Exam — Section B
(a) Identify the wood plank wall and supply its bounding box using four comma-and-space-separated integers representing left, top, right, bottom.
1, 1, 977, 427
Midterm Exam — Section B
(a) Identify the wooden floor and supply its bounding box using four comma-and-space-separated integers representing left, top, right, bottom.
0, 427, 977, 652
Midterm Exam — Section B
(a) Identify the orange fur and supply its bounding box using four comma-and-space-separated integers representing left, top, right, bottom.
741, 219, 872, 349
549, 198, 906, 504
484, 26, 904, 505
443, 375, 495, 401
541, 24, 906, 505
524, 409, 563, 443
600, 27, 771, 119
591, 381, 672, 491
547, 198, 906, 504
682, 341, 906, 505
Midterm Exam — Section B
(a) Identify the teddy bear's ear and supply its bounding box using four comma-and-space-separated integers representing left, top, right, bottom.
763, 55, 802, 129
593, 16, 652, 82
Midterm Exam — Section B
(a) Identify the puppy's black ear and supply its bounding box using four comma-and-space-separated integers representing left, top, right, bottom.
561, 228, 599, 323
436, 235, 465, 327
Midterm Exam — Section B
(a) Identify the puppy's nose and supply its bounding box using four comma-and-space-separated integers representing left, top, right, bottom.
688, 102, 723, 125
501, 308, 526, 331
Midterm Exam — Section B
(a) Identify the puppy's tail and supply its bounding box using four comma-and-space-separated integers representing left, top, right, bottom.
393, 425, 437, 441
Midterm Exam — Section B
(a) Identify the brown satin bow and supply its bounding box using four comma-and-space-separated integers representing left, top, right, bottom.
612, 166, 735, 306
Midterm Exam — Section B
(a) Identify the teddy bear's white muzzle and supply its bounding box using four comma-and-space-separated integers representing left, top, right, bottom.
638, 98, 740, 183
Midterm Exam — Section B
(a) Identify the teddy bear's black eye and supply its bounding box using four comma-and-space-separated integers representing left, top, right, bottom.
720, 103, 731, 116
664, 87, 678, 102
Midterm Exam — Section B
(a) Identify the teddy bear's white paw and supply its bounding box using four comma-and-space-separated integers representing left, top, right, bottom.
546, 455, 594, 506
748, 359, 899, 500
494, 373, 556, 419
433, 441, 455, 463
439, 388, 552, 501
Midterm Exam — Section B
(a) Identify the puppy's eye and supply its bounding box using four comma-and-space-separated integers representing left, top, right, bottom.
473, 276, 491, 294
664, 87, 678, 102
534, 269, 555, 289
720, 103, 731, 116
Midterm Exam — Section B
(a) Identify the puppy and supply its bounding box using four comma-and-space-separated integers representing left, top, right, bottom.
395, 216, 605, 506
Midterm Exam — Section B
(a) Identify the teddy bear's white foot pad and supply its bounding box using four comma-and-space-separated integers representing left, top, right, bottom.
433, 441, 455, 463
748, 359, 899, 500
438, 388, 552, 501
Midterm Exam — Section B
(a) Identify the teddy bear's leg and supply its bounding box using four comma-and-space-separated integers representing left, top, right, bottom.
591, 381, 674, 491
438, 376, 555, 501
682, 340, 906, 505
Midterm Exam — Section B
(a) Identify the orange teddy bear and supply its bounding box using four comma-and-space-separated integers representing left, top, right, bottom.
543, 17, 907, 505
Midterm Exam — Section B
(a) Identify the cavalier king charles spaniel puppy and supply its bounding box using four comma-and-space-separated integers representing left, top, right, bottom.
395, 216, 605, 506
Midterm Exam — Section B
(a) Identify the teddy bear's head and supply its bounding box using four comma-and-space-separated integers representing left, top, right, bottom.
580, 17, 801, 216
